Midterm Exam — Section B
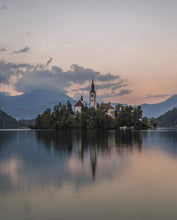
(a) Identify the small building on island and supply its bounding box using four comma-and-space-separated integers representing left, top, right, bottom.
74, 96, 85, 114
101, 103, 115, 119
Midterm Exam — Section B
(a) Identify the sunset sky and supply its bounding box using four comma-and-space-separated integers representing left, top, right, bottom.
1, 0, 177, 105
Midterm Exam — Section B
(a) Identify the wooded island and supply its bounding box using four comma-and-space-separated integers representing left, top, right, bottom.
31, 101, 156, 130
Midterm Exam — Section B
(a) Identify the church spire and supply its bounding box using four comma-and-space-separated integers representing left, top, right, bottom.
90, 77, 95, 93
89, 77, 96, 109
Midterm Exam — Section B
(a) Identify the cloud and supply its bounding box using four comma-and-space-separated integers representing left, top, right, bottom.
145, 94, 172, 99
0, 60, 131, 100
59, 64, 119, 83
117, 89, 132, 96
13, 47, 30, 54
80, 79, 128, 92
0, 48, 6, 52
99, 89, 132, 100
0, 60, 32, 84
98, 91, 117, 99
80, 81, 125, 91
72, 89, 79, 92
77, 78, 130, 101
46, 57, 52, 67
0, 4, 7, 11
111, 80, 128, 90
15, 64, 120, 93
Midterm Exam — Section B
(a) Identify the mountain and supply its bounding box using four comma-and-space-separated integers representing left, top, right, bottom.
156, 108, 177, 127
142, 95, 177, 118
2, 88, 176, 120
0, 89, 76, 119
0, 109, 33, 128
0, 109, 21, 128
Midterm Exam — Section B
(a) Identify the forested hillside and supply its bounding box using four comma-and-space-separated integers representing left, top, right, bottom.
0, 110, 21, 128
142, 94, 177, 118
156, 108, 177, 127
0, 110, 34, 129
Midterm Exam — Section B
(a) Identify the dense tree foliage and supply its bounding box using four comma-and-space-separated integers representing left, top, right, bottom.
115, 105, 150, 129
32, 101, 150, 130
156, 107, 177, 127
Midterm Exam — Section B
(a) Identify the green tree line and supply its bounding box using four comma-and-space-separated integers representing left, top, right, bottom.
31, 101, 152, 130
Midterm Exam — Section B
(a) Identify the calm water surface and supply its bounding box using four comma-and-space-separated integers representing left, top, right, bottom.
0, 129, 177, 220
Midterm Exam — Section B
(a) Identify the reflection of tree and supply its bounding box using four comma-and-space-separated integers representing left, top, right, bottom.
142, 129, 177, 154
0, 131, 17, 144
35, 130, 73, 156
35, 129, 142, 180
115, 130, 142, 154
0, 131, 19, 156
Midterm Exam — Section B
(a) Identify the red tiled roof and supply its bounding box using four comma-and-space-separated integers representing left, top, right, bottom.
101, 103, 114, 109
75, 100, 84, 107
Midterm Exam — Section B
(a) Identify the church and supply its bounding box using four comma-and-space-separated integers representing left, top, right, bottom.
74, 78, 115, 118
74, 78, 96, 114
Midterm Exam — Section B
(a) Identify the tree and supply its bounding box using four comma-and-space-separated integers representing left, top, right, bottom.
141, 117, 149, 129
35, 114, 41, 129
40, 108, 52, 129
150, 119, 157, 128
66, 101, 73, 115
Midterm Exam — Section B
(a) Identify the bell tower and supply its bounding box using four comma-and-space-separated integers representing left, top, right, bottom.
89, 78, 96, 109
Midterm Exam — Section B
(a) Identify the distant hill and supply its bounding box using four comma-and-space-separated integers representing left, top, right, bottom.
0, 89, 76, 119
2, 88, 177, 120
0, 109, 21, 129
142, 95, 177, 118
0, 109, 33, 129
156, 108, 177, 127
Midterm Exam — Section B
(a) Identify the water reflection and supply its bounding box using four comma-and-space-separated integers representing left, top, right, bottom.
35, 130, 142, 180
1, 129, 177, 220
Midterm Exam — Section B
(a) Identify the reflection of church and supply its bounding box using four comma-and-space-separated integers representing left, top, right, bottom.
90, 145, 97, 180
36, 130, 142, 181
75, 134, 97, 180
74, 78, 115, 118
73, 130, 142, 180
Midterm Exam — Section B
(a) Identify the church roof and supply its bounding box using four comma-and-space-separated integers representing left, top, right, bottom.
101, 103, 114, 110
90, 78, 96, 93
75, 100, 84, 107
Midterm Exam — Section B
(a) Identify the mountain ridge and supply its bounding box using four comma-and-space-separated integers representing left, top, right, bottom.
0, 109, 21, 128
156, 107, 177, 127
1, 89, 177, 120
0, 89, 76, 119
142, 94, 177, 118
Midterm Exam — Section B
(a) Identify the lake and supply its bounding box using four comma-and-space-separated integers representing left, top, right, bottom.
0, 129, 177, 220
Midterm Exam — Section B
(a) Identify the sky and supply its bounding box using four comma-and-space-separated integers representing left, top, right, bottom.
0, 0, 177, 105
